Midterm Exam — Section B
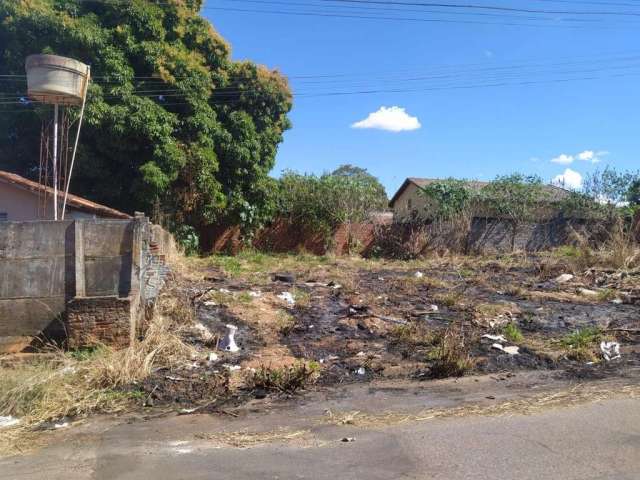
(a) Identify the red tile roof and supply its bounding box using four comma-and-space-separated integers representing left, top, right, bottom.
0, 169, 131, 219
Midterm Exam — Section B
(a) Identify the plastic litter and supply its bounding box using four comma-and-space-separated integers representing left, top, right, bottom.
555, 273, 574, 283
341, 437, 356, 442
611, 298, 623, 305
491, 343, 520, 355
223, 364, 242, 371
0, 416, 20, 429
203, 301, 217, 307
277, 291, 296, 305
355, 367, 366, 375
248, 291, 262, 298
428, 304, 439, 312
219, 324, 240, 352
208, 352, 219, 362
414, 271, 424, 279
483, 334, 508, 343
600, 341, 621, 361
578, 288, 599, 297
219, 288, 232, 294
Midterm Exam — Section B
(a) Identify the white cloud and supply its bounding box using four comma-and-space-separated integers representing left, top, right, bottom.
551, 154, 574, 165
577, 150, 594, 161
550, 149, 608, 165
552, 168, 583, 190
351, 106, 421, 132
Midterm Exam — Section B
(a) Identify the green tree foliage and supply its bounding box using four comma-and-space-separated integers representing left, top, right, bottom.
478, 173, 548, 223
559, 167, 640, 219
0, 0, 292, 231
628, 179, 640, 207
417, 178, 474, 221
277, 168, 388, 237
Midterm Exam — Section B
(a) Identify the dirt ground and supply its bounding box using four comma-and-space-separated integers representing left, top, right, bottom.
142, 251, 640, 408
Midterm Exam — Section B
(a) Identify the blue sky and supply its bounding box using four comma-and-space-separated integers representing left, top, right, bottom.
204, 1, 640, 197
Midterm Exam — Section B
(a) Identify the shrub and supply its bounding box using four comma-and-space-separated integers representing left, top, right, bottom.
502, 322, 524, 343
245, 363, 321, 394
428, 324, 474, 379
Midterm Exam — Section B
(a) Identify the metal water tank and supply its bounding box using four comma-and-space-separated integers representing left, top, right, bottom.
25, 54, 89, 105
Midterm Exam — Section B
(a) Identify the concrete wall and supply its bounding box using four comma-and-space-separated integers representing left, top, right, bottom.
0, 218, 174, 352
0, 221, 74, 352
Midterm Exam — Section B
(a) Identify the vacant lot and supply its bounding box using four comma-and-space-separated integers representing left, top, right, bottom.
1, 249, 639, 455
163, 249, 640, 399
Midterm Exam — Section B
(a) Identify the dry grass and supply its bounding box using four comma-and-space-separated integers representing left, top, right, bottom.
195, 428, 309, 448
0, 303, 197, 456
245, 362, 321, 394
324, 383, 640, 429
427, 323, 475, 379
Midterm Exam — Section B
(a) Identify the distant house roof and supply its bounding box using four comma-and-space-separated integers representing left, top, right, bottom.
389, 177, 570, 208
0, 169, 131, 219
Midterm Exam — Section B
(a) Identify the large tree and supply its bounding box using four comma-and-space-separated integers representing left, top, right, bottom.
0, 0, 292, 231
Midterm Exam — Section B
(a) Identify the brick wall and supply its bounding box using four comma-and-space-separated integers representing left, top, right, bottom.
66, 296, 133, 348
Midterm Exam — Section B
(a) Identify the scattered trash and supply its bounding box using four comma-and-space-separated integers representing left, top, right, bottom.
178, 408, 198, 415
483, 334, 508, 343
611, 298, 623, 305
54, 420, 70, 429
577, 288, 599, 297
248, 291, 262, 298
60, 365, 77, 375
223, 364, 242, 372
277, 291, 296, 305
355, 367, 366, 375
600, 341, 621, 361
414, 271, 424, 279
219, 288, 232, 294
0, 416, 20, 429
356, 351, 366, 357
327, 281, 342, 290
219, 324, 240, 352
428, 304, 439, 312
341, 437, 356, 442
208, 352, 219, 362
555, 273, 575, 284
489, 318, 510, 328
193, 323, 215, 343
378, 277, 385, 281
203, 301, 217, 307
273, 273, 295, 283
491, 343, 520, 355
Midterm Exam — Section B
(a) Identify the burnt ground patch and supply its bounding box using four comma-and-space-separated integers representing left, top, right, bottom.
154, 254, 640, 406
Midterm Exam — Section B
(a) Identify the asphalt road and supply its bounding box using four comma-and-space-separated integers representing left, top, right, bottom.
2, 396, 639, 480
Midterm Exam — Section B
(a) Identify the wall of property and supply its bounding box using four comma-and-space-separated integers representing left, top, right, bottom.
0, 221, 74, 352
0, 217, 175, 353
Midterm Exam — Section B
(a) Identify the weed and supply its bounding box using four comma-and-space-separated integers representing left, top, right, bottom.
558, 327, 605, 362
560, 327, 603, 350
597, 288, 617, 302
237, 291, 254, 304
292, 288, 311, 308
277, 310, 297, 336
434, 292, 463, 308
427, 324, 474, 379
502, 322, 524, 343
245, 362, 321, 394
390, 324, 439, 353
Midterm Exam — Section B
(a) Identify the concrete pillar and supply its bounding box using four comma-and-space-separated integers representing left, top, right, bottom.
74, 220, 86, 297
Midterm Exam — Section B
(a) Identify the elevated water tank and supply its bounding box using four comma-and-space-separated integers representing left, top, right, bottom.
25, 54, 89, 105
